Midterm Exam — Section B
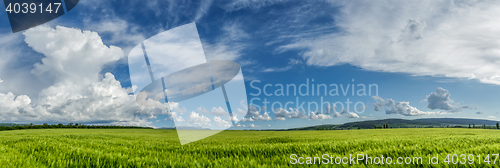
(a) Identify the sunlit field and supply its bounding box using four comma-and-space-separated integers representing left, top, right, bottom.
1, 128, 500, 167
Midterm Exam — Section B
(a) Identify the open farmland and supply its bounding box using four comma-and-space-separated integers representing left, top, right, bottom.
0, 128, 500, 167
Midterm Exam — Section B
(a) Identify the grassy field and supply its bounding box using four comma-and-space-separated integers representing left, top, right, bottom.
1, 128, 500, 167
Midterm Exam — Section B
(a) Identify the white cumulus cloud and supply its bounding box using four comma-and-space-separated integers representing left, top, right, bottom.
197, 106, 228, 116
347, 113, 359, 118
373, 96, 445, 116
309, 112, 332, 120
187, 111, 212, 127
279, 0, 500, 85
425, 87, 471, 112
0, 26, 176, 126
241, 104, 272, 121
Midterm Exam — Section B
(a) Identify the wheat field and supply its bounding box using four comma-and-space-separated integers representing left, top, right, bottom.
0, 128, 499, 167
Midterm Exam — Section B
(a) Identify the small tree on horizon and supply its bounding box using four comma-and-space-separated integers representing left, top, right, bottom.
497, 123, 499, 129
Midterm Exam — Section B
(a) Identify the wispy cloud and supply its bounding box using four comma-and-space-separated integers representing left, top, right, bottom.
202, 21, 250, 61
278, 0, 500, 85
262, 59, 303, 72
222, 0, 289, 12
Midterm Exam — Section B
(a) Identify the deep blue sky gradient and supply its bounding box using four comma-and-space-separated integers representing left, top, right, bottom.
1, 0, 498, 128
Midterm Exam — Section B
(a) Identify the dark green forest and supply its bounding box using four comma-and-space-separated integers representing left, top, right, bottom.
0, 123, 152, 131
286, 118, 500, 130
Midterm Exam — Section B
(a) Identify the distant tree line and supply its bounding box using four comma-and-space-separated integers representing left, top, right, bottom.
0, 123, 153, 131
466, 123, 500, 129
310, 122, 500, 131
373, 123, 392, 129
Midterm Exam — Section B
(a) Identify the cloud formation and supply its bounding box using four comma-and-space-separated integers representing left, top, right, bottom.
425, 87, 470, 112
373, 87, 475, 116
309, 112, 332, 120
373, 96, 444, 116
187, 111, 212, 127
0, 26, 175, 126
279, 0, 500, 85
424, 87, 474, 112
197, 106, 228, 116
426, 87, 455, 111
347, 113, 359, 118
272, 108, 311, 120
269, 104, 366, 120
241, 104, 272, 121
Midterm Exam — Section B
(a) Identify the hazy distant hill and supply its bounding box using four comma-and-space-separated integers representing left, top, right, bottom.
415, 118, 499, 125
288, 118, 500, 130
0, 123, 28, 127
157, 126, 210, 130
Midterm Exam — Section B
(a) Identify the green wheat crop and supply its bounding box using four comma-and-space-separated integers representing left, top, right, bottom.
0, 128, 499, 167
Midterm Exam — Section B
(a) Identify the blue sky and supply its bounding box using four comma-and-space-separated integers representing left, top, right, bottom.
1, 0, 500, 129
